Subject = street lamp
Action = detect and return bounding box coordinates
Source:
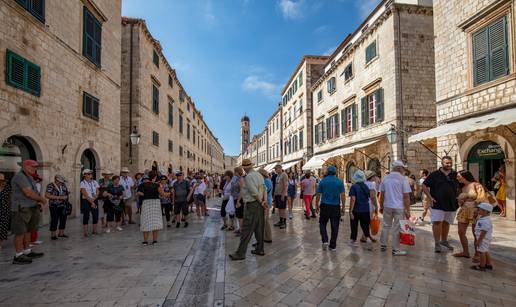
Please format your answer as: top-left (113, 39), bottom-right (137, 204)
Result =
top-left (130, 126), bottom-right (141, 145)
top-left (386, 124), bottom-right (397, 145)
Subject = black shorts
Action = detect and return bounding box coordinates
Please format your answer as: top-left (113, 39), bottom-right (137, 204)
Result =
top-left (235, 199), bottom-right (244, 219)
top-left (174, 201), bottom-right (189, 216)
top-left (214, 184), bottom-right (219, 189)
top-left (194, 194), bottom-right (205, 204)
top-left (221, 199), bottom-right (228, 217)
top-left (274, 195), bottom-right (287, 209)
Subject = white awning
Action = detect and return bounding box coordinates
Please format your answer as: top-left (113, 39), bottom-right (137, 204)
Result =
top-left (302, 139), bottom-right (380, 171)
top-left (408, 108), bottom-right (516, 143)
top-left (282, 160), bottom-right (301, 170)
top-left (263, 163), bottom-right (276, 172)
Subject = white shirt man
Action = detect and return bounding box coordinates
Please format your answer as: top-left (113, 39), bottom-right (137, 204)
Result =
top-left (120, 174), bottom-right (134, 200)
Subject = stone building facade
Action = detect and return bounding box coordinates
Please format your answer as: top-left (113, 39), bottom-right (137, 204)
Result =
top-left (410, 0), bottom-right (516, 219)
top-left (265, 106), bottom-right (283, 170)
top-left (280, 56), bottom-right (328, 171)
top-left (120, 17), bottom-right (224, 176)
top-left (306, 0), bottom-right (436, 183)
top-left (0, 0), bottom-right (122, 221)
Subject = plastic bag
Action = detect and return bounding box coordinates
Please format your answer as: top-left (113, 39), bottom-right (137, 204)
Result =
top-left (399, 219), bottom-right (416, 246)
top-left (370, 214), bottom-right (380, 236)
top-left (226, 196), bottom-right (235, 216)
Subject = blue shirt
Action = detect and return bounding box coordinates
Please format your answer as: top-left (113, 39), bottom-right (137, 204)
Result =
top-left (316, 175), bottom-right (345, 206)
top-left (264, 178), bottom-right (273, 207)
top-left (349, 183), bottom-right (370, 213)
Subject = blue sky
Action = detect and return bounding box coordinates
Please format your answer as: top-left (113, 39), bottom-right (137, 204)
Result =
top-left (122, 0), bottom-right (380, 156)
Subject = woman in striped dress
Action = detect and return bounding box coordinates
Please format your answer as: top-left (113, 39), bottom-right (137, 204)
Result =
top-left (137, 171), bottom-right (163, 245)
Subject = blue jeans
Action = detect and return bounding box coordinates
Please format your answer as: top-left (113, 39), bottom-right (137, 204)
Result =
top-left (319, 204), bottom-right (341, 249)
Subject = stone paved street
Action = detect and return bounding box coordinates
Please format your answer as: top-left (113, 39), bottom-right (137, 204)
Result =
top-left (1, 198), bottom-right (516, 307)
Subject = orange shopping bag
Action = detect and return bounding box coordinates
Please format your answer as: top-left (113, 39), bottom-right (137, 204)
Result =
top-left (370, 214), bottom-right (380, 236)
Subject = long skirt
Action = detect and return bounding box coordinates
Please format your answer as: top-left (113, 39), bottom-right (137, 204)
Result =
top-left (140, 199), bottom-right (163, 232)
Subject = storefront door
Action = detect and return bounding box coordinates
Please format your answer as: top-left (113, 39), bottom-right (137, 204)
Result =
top-left (467, 141), bottom-right (505, 191)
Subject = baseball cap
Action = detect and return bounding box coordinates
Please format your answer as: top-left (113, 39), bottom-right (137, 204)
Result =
top-left (327, 165), bottom-right (337, 175)
top-left (176, 171), bottom-right (183, 176)
top-left (391, 160), bottom-right (407, 168)
top-left (23, 160), bottom-right (39, 167)
top-left (478, 203), bottom-right (493, 212)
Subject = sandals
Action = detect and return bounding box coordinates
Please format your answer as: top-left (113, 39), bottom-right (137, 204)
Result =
top-left (452, 252), bottom-right (470, 258)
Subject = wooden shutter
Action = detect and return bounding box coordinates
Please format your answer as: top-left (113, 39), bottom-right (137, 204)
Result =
top-left (83, 94), bottom-right (91, 117)
top-left (352, 104), bottom-right (357, 131)
top-left (376, 88), bottom-right (384, 122)
top-left (335, 113), bottom-right (340, 137)
top-left (6, 51), bottom-right (25, 89)
top-left (473, 28), bottom-right (489, 85)
top-left (361, 97), bottom-right (368, 127)
top-left (341, 109), bottom-right (346, 134)
top-left (152, 85), bottom-right (159, 114)
top-left (314, 124), bottom-right (319, 144)
top-left (321, 121), bottom-right (326, 142)
top-left (26, 62), bottom-right (41, 95)
top-left (31, 0), bottom-right (45, 22)
top-left (325, 118), bottom-right (330, 140)
top-left (92, 97), bottom-right (99, 120)
top-left (489, 16), bottom-right (508, 80)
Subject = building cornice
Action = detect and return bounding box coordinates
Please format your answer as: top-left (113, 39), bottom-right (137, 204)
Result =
top-left (281, 55), bottom-right (329, 95)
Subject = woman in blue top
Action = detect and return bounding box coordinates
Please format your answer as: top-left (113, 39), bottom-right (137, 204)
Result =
top-left (259, 168), bottom-right (273, 243)
top-left (349, 170), bottom-right (374, 249)
top-left (287, 172), bottom-right (297, 219)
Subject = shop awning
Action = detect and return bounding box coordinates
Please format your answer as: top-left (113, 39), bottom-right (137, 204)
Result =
top-left (302, 139), bottom-right (380, 171)
top-left (408, 108), bottom-right (516, 143)
top-left (263, 163), bottom-right (276, 172)
top-left (282, 159), bottom-right (301, 170)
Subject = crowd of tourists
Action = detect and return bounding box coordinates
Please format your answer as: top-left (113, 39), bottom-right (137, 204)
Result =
top-left (0, 156), bottom-right (505, 272)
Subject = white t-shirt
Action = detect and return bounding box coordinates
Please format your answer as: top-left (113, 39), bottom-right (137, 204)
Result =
top-left (475, 216), bottom-right (493, 242)
top-left (80, 180), bottom-right (100, 199)
top-left (120, 176), bottom-right (134, 199)
top-left (194, 181), bottom-right (207, 195)
top-left (365, 181), bottom-right (377, 208)
top-left (379, 172), bottom-right (411, 209)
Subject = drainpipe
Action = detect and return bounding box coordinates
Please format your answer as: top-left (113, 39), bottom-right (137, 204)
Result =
top-left (396, 7), bottom-right (406, 161)
top-left (129, 23), bottom-right (134, 163)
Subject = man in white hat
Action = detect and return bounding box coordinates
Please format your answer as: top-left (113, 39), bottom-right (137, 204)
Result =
top-left (120, 167), bottom-right (135, 224)
top-left (379, 160), bottom-right (412, 256)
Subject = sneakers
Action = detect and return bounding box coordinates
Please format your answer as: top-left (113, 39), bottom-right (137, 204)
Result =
top-left (289, 213), bottom-right (293, 219)
top-left (176, 222), bottom-right (181, 228)
top-left (184, 222), bottom-right (189, 228)
top-left (51, 236), bottom-right (58, 241)
top-left (279, 223), bottom-right (286, 229)
top-left (167, 223), bottom-right (171, 228)
top-left (329, 247), bottom-right (337, 252)
top-left (348, 240), bottom-right (358, 246)
top-left (58, 234), bottom-right (69, 238)
top-left (13, 255), bottom-right (32, 265)
top-left (26, 251), bottom-right (44, 258)
top-left (273, 221), bottom-right (282, 227)
top-left (440, 241), bottom-right (454, 251)
top-left (392, 250), bottom-right (407, 256)
top-left (105, 228), bottom-right (111, 234)
top-left (380, 245), bottom-right (387, 252)
top-left (434, 243), bottom-right (442, 253)
top-left (116, 226), bottom-right (123, 231)
top-left (366, 238), bottom-right (373, 251)
top-left (322, 242), bottom-right (329, 250)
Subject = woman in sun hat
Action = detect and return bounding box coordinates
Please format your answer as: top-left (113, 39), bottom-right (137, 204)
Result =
top-left (45, 174), bottom-right (70, 240)
top-left (348, 170), bottom-right (374, 249)
top-left (80, 169), bottom-right (100, 237)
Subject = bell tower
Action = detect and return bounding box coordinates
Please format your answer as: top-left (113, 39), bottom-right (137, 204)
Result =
top-left (241, 115), bottom-right (250, 153)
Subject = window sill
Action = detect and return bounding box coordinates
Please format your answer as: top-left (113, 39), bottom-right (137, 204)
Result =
top-left (466, 73), bottom-right (515, 96)
top-left (328, 89), bottom-right (337, 96)
top-left (344, 76), bottom-right (354, 85)
top-left (365, 56), bottom-right (379, 68)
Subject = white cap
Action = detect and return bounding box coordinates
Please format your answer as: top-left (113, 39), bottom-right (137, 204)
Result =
top-left (82, 169), bottom-right (93, 175)
top-left (391, 160), bottom-right (407, 169)
top-left (478, 203), bottom-right (493, 212)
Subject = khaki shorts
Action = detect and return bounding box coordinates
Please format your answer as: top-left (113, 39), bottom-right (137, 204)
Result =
top-left (11, 206), bottom-right (40, 235)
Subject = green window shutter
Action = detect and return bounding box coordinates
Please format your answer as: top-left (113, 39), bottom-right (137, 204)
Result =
top-left (6, 50), bottom-right (25, 89)
top-left (83, 93), bottom-right (91, 117)
top-left (83, 7), bottom-right (102, 66)
top-left (489, 16), bottom-right (508, 80)
top-left (26, 62), bottom-right (41, 96)
top-left (473, 28), bottom-right (489, 85)
top-left (352, 104), bottom-right (357, 131)
top-left (152, 85), bottom-right (159, 114)
top-left (376, 88), bottom-right (384, 122)
top-left (92, 97), bottom-right (99, 120)
top-left (325, 118), bottom-right (330, 140)
top-left (335, 113), bottom-right (340, 137)
top-left (322, 121), bottom-right (326, 142)
top-left (314, 124), bottom-right (319, 144)
top-left (340, 109), bottom-right (346, 134)
top-left (361, 97), bottom-right (368, 127)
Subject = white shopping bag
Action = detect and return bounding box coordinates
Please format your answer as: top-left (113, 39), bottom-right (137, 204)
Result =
top-left (226, 196), bottom-right (236, 215)
top-left (399, 219), bottom-right (416, 246)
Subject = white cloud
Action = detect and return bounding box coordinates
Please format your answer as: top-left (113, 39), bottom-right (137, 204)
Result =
top-left (314, 24), bottom-right (330, 34)
top-left (242, 75), bottom-right (280, 99)
top-left (356, 0), bottom-right (380, 19)
top-left (201, 0), bottom-right (216, 24)
top-left (278, 0), bottom-right (304, 20)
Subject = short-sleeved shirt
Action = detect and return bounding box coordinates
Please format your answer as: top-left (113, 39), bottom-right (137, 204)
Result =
top-left (10, 171), bottom-right (38, 210)
top-left (475, 216), bottom-right (492, 241)
top-left (159, 184), bottom-right (171, 204)
top-left (107, 185), bottom-right (125, 206)
top-left (46, 182), bottom-right (69, 207)
top-left (349, 183), bottom-right (370, 213)
top-left (301, 177), bottom-right (316, 196)
top-left (120, 176), bottom-right (134, 200)
top-left (379, 172), bottom-right (412, 209)
top-left (173, 180), bottom-right (190, 203)
top-left (274, 172), bottom-right (288, 196)
top-left (80, 180), bottom-right (100, 199)
top-left (230, 176), bottom-right (241, 200)
top-left (316, 175), bottom-right (345, 206)
top-left (423, 169), bottom-right (459, 212)
top-left (365, 181), bottom-right (377, 208)
top-left (138, 182), bottom-right (160, 200)
top-left (194, 181), bottom-right (207, 195)
top-left (264, 178), bottom-right (273, 207)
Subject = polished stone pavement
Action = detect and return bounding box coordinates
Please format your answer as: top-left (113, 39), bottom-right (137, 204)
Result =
top-left (0, 198), bottom-right (515, 307)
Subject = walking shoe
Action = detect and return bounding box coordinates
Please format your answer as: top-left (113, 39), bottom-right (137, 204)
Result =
top-left (116, 226), bottom-right (123, 231)
top-left (221, 225), bottom-right (227, 230)
top-left (311, 215), bottom-right (316, 219)
top-left (348, 240), bottom-right (358, 247)
top-left (305, 215), bottom-right (310, 220)
top-left (26, 251), bottom-right (44, 258)
top-left (227, 226), bottom-right (234, 231)
top-left (32, 240), bottom-right (43, 245)
top-left (13, 255), bottom-right (32, 265)
top-left (279, 223), bottom-right (286, 229)
top-left (329, 247), bottom-right (337, 252)
top-left (380, 245), bottom-right (387, 251)
top-left (273, 221), bottom-right (282, 227)
top-left (440, 241), bottom-right (454, 251)
top-left (366, 238), bottom-right (373, 251)
top-left (167, 223), bottom-right (171, 228)
top-left (176, 222), bottom-right (181, 228)
top-left (251, 250), bottom-right (265, 256)
top-left (229, 254), bottom-right (245, 261)
top-left (152, 240), bottom-right (158, 245)
top-left (184, 222), bottom-right (189, 228)
top-left (105, 229), bottom-right (111, 234)
top-left (51, 236), bottom-right (58, 241)
top-left (392, 250), bottom-right (407, 256)
top-left (264, 240), bottom-right (272, 243)
top-left (142, 241), bottom-right (149, 246)
top-left (322, 242), bottom-right (329, 250)
top-left (289, 213), bottom-right (293, 219)
top-left (434, 243), bottom-right (442, 253)
top-left (58, 234), bottom-right (69, 238)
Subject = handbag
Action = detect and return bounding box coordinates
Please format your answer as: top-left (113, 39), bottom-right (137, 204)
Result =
top-left (370, 214), bottom-right (380, 235)
top-left (64, 200), bottom-right (73, 216)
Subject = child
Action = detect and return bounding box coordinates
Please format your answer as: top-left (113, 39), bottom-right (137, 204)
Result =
top-left (471, 203), bottom-right (493, 271)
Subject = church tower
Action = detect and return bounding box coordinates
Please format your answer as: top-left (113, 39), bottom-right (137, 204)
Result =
top-left (240, 115), bottom-right (250, 153)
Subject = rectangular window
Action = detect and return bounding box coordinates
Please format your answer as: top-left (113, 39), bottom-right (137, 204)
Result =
top-left (179, 112), bottom-right (184, 134)
top-left (83, 6), bottom-right (102, 67)
top-left (179, 146), bottom-right (183, 156)
top-left (168, 75), bottom-right (174, 87)
top-left (16, 0), bottom-right (45, 23)
top-left (365, 40), bottom-right (377, 64)
top-left (152, 131), bottom-right (159, 146)
top-left (317, 90), bottom-right (323, 102)
top-left (168, 102), bottom-right (173, 126)
top-left (299, 99), bottom-right (303, 114)
top-left (153, 50), bottom-right (159, 67)
top-left (168, 140), bottom-right (173, 152)
top-left (361, 88), bottom-right (384, 127)
top-left (152, 84), bottom-right (159, 114)
top-left (82, 92), bottom-right (99, 120)
top-left (326, 113), bottom-right (340, 140)
top-left (5, 50), bottom-right (41, 96)
top-left (298, 71), bottom-right (303, 86)
top-left (187, 123), bottom-right (191, 139)
top-left (343, 63), bottom-right (353, 81)
top-left (342, 104), bottom-right (357, 133)
top-left (368, 94), bottom-right (377, 125)
top-left (299, 130), bottom-right (304, 149)
top-left (327, 77), bottom-right (336, 93)
top-left (193, 130), bottom-right (196, 144)
top-left (179, 90), bottom-right (185, 102)
top-left (473, 16), bottom-right (509, 86)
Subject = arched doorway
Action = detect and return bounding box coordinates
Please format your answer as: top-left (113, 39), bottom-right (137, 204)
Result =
top-left (7, 136), bottom-right (38, 161)
top-left (81, 149), bottom-right (97, 179)
top-left (346, 161), bottom-right (358, 184)
top-left (368, 158), bottom-right (382, 177)
top-left (467, 141), bottom-right (505, 191)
